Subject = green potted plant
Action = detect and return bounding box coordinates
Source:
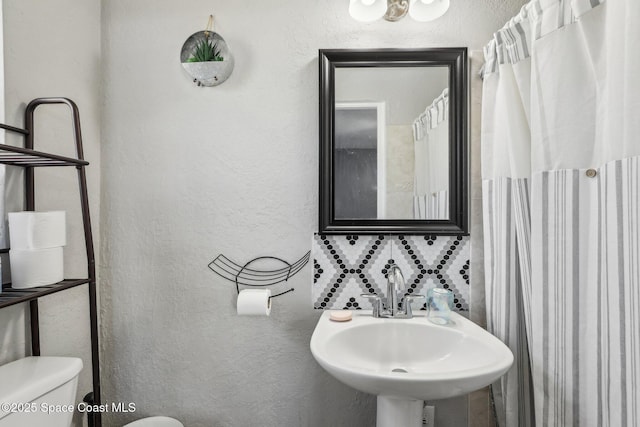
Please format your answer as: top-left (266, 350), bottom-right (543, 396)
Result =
top-left (186, 38), bottom-right (224, 63)
top-left (181, 31), bottom-right (235, 87)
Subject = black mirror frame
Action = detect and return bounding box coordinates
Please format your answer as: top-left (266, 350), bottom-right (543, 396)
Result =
top-left (319, 48), bottom-right (469, 235)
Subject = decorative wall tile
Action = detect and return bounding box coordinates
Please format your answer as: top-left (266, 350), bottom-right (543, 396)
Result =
top-left (312, 234), bottom-right (470, 311)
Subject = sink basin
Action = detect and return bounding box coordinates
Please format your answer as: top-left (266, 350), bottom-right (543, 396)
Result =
top-left (310, 310), bottom-right (513, 427)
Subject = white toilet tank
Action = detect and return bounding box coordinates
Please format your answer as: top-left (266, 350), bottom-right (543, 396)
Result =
top-left (0, 356), bottom-right (83, 427)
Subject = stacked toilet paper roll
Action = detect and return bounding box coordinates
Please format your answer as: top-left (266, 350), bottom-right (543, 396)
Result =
top-left (8, 211), bottom-right (66, 289)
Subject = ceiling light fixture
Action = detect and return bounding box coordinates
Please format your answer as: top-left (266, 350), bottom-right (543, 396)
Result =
top-left (348, 0), bottom-right (450, 22)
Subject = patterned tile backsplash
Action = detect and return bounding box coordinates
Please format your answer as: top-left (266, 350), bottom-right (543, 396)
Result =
top-left (312, 234), bottom-right (470, 311)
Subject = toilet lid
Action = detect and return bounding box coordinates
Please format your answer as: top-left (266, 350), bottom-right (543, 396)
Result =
top-left (123, 416), bottom-right (183, 427)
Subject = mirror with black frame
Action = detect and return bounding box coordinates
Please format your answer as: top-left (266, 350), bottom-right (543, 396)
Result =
top-left (319, 48), bottom-right (468, 235)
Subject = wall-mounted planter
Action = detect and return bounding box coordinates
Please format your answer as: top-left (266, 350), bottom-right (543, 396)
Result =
top-left (180, 31), bottom-right (234, 87)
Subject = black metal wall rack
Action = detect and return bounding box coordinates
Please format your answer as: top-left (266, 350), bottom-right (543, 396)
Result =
top-left (0, 98), bottom-right (101, 427)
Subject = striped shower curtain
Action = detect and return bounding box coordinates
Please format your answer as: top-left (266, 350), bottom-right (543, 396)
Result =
top-left (0, 0), bottom-right (5, 251)
top-left (413, 88), bottom-right (449, 219)
top-left (482, 0), bottom-right (640, 426)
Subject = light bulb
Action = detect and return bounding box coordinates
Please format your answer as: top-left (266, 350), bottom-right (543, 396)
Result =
top-left (349, 0), bottom-right (388, 22)
top-left (409, 0), bottom-right (450, 22)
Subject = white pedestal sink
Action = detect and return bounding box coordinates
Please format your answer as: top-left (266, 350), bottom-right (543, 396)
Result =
top-left (310, 311), bottom-right (513, 427)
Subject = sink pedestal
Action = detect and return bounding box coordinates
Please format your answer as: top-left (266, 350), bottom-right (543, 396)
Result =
top-left (377, 396), bottom-right (423, 427)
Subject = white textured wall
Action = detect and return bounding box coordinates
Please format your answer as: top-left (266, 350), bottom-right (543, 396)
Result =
top-left (101, 1), bottom-right (526, 426)
top-left (1, 1), bottom-right (101, 426)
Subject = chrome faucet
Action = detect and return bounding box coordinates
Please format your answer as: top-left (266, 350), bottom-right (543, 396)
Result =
top-left (361, 263), bottom-right (424, 318)
top-left (386, 264), bottom-right (404, 316)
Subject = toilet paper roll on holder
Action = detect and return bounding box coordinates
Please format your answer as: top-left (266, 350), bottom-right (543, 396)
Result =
top-left (208, 251), bottom-right (310, 301)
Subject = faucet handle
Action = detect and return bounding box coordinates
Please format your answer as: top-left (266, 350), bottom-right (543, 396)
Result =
top-left (403, 294), bottom-right (426, 318)
top-left (360, 293), bottom-right (382, 317)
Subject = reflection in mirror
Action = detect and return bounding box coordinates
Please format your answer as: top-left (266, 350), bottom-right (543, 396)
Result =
top-left (334, 102), bottom-right (385, 220)
top-left (413, 87), bottom-right (449, 220)
top-left (334, 67), bottom-right (449, 220)
top-left (319, 48), bottom-right (468, 235)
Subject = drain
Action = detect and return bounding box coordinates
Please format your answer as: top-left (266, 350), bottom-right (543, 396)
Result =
top-left (391, 368), bottom-right (408, 373)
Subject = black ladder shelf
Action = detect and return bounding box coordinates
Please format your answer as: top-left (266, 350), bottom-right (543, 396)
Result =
top-left (0, 98), bottom-right (101, 427)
